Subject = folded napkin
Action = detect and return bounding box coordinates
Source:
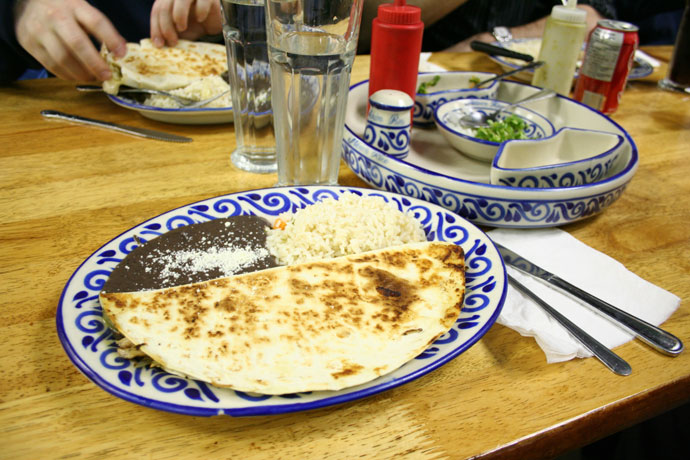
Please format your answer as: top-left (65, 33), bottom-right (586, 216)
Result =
top-left (487, 228), bottom-right (681, 363)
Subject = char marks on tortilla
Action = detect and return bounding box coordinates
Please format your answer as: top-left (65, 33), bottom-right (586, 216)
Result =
top-left (99, 241), bottom-right (466, 395)
top-left (102, 39), bottom-right (227, 94)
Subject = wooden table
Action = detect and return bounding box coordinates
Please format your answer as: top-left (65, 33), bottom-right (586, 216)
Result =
top-left (1, 47), bottom-right (688, 460)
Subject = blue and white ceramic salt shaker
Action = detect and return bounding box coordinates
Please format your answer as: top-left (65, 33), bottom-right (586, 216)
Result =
top-left (365, 89), bottom-right (414, 160)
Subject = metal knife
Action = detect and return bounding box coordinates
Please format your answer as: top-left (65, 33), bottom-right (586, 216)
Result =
top-left (496, 243), bottom-right (684, 356)
top-left (41, 110), bottom-right (192, 143)
top-left (470, 40), bottom-right (535, 62)
top-left (508, 274), bottom-right (632, 375)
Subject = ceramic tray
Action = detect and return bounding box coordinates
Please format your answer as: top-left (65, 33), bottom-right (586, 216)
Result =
top-left (342, 76), bottom-right (638, 228)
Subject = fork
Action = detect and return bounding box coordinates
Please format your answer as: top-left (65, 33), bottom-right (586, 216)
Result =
top-left (76, 85), bottom-right (229, 108)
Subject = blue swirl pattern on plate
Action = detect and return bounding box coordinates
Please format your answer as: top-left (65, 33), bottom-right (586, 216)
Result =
top-left (56, 186), bottom-right (507, 416)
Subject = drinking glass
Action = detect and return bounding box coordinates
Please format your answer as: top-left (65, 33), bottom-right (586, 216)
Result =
top-left (659, 1), bottom-right (690, 93)
top-left (265, 0), bottom-right (364, 185)
top-left (222, 0), bottom-right (277, 174)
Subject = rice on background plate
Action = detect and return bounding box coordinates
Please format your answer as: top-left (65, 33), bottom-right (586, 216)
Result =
top-left (144, 75), bottom-right (231, 108)
top-left (266, 193), bottom-right (428, 265)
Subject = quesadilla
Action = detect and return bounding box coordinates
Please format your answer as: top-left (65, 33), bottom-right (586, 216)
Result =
top-left (99, 241), bottom-right (466, 395)
top-left (102, 39), bottom-right (227, 94)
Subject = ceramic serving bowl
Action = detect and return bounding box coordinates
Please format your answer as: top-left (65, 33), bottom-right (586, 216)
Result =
top-left (341, 76), bottom-right (639, 228)
top-left (414, 71), bottom-right (499, 126)
top-left (434, 98), bottom-right (555, 163)
top-left (491, 127), bottom-right (624, 188)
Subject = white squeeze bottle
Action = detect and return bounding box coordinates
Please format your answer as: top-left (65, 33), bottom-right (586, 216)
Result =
top-left (531, 0), bottom-right (587, 95)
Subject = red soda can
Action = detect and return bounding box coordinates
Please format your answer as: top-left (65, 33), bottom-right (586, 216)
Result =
top-left (574, 20), bottom-right (639, 114)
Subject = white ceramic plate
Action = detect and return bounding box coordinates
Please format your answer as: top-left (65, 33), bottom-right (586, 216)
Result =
top-left (487, 38), bottom-right (654, 82)
top-left (56, 186), bottom-right (507, 416)
top-left (342, 76), bottom-right (639, 228)
top-left (108, 94), bottom-right (233, 125)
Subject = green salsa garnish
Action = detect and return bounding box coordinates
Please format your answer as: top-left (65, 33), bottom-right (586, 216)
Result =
top-left (474, 114), bottom-right (528, 142)
top-left (417, 75), bottom-right (441, 94)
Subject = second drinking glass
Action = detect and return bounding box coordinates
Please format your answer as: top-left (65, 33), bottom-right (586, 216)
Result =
top-left (222, 0), bottom-right (277, 174)
top-left (265, 0), bottom-right (364, 185)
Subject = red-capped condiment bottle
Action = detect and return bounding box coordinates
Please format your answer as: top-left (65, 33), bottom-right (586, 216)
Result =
top-left (368, 0), bottom-right (423, 104)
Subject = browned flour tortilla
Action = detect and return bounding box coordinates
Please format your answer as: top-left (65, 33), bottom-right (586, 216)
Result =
top-left (101, 39), bottom-right (227, 94)
top-left (99, 241), bottom-right (466, 395)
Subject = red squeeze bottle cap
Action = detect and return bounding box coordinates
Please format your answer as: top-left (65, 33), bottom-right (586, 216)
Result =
top-left (378, 0), bottom-right (421, 25)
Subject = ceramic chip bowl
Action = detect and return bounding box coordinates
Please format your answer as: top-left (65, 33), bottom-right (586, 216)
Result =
top-left (434, 98), bottom-right (555, 163)
top-left (414, 71), bottom-right (499, 126)
top-left (490, 127), bottom-right (625, 188)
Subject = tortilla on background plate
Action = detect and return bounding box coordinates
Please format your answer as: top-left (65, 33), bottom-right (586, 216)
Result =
top-left (102, 39), bottom-right (227, 94)
top-left (99, 241), bottom-right (466, 395)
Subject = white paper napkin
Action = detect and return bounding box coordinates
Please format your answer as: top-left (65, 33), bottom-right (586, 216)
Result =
top-left (487, 228), bottom-right (681, 363)
top-left (419, 52), bottom-right (447, 72)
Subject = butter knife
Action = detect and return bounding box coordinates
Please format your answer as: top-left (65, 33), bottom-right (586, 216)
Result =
top-left (508, 274), bottom-right (632, 375)
top-left (496, 243), bottom-right (684, 356)
top-left (41, 110), bottom-right (192, 143)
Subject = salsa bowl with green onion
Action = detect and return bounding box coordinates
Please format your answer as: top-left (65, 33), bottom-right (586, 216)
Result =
top-left (433, 98), bottom-right (555, 163)
top-left (414, 71), bottom-right (499, 126)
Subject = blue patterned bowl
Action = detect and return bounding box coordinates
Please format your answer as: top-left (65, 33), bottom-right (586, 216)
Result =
top-left (414, 71), bottom-right (499, 126)
top-left (491, 127), bottom-right (625, 188)
top-left (434, 98), bottom-right (555, 163)
top-left (342, 76), bottom-right (639, 228)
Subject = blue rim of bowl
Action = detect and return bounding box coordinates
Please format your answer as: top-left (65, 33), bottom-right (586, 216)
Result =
top-left (415, 71), bottom-right (499, 97)
top-left (107, 94), bottom-right (233, 113)
top-left (346, 78), bottom-right (639, 193)
top-left (55, 185), bottom-right (507, 416)
top-left (433, 98), bottom-right (556, 147)
top-left (492, 126), bottom-right (624, 173)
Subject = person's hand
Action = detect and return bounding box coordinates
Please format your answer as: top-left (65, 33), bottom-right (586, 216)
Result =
top-left (14, 0), bottom-right (127, 81)
top-left (150, 0), bottom-right (222, 47)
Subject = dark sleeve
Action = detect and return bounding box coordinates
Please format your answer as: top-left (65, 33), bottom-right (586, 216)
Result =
top-left (577, 0), bottom-right (619, 19)
top-left (0, 1), bottom-right (43, 84)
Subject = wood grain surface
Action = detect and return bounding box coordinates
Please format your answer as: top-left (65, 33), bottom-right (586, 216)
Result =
top-left (1, 47), bottom-right (688, 460)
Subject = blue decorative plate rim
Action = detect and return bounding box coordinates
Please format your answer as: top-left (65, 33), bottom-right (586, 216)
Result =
top-left (56, 186), bottom-right (507, 416)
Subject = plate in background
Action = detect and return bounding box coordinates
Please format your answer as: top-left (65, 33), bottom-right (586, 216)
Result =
top-left (108, 94), bottom-right (233, 125)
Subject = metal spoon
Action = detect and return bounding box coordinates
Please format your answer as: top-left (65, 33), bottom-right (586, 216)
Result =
top-left (76, 85), bottom-right (230, 108)
top-left (460, 88), bottom-right (556, 128)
